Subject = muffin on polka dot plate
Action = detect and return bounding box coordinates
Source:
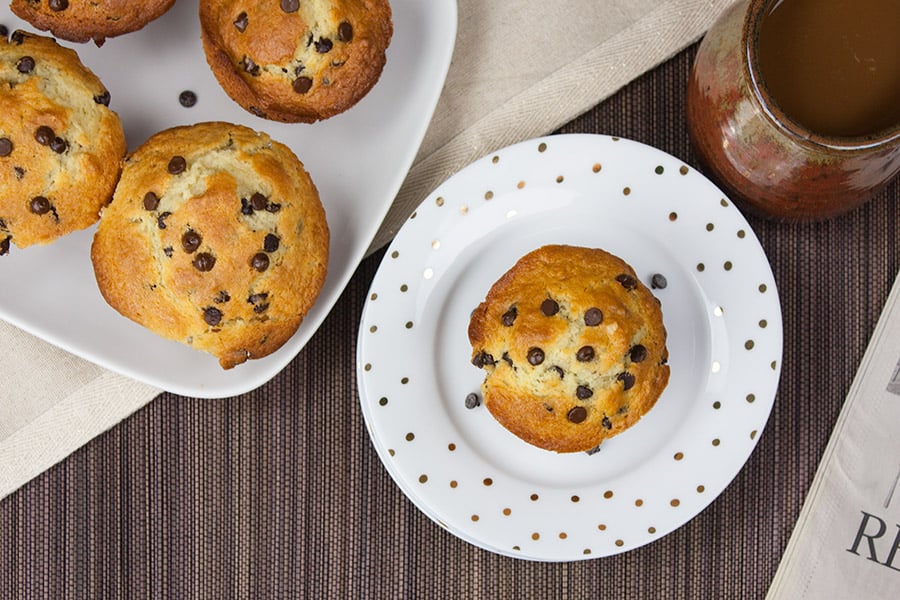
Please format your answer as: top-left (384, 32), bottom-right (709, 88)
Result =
top-left (10, 0), bottom-right (176, 45)
top-left (0, 30), bottom-right (126, 255)
top-left (199, 0), bottom-right (393, 123)
top-left (91, 121), bottom-right (330, 369)
top-left (468, 245), bottom-right (670, 453)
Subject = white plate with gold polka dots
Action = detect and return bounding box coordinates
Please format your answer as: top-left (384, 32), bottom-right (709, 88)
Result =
top-left (357, 134), bottom-right (782, 561)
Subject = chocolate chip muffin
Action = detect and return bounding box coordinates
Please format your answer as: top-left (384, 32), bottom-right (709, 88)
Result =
top-left (91, 122), bottom-right (330, 369)
top-left (0, 30), bottom-right (126, 254)
top-left (10, 0), bottom-right (176, 45)
top-left (199, 0), bottom-right (393, 123)
top-left (468, 245), bottom-right (670, 453)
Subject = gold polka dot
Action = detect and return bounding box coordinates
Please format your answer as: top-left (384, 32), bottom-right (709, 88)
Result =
top-left (706, 223), bottom-right (715, 231)
top-left (771, 360), bottom-right (778, 370)
top-left (450, 480), bottom-right (458, 488)
top-left (655, 165), bottom-right (664, 175)
top-left (492, 155), bottom-right (500, 164)
top-left (410, 211), bottom-right (417, 219)
top-left (484, 190), bottom-right (494, 200)
top-left (669, 211), bottom-right (678, 221)
top-left (747, 393), bottom-right (756, 403)
top-left (674, 452), bottom-right (684, 460)
top-left (459, 204), bottom-right (468, 215)
top-left (418, 474), bottom-right (428, 484)
top-left (538, 142), bottom-right (547, 152)
top-left (391, 250), bottom-right (399, 259)
top-left (435, 196), bottom-right (444, 207)
top-left (379, 398), bottom-right (389, 407)
top-left (603, 490), bottom-right (614, 499)
top-left (405, 321), bottom-right (413, 329)
top-left (471, 514), bottom-right (479, 522)
top-left (400, 377), bottom-right (409, 384)
top-left (532, 532), bottom-right (540, 541)
top-left (612, 136), bottom-right (620, 141)
top-left (512, 545), bottom-right (520, 551)
top-left (712, 438), bottom-right (721, 447)
top-left (364, 363), bottom-right (372, 371)
top-left (483, 478), bottom-right (493, 486)
top-left (615, 539), bottom-right (624, 547)
top-left (517, 181), bottom-right (526, 189)
top-left (724, 261), bottom-right (733, 271)
top-left (571, 495), bottom-right (580, 503)
top-left (405, 433), bottom-right (415, 441)
top-left (623, 186), bottom-right (631, 195)
top-left (635, 499), bottom-right (643, 507)
top-left (503, 508), bottom-right (511, 516)
top-left (583, 548), bottom-right (592, 555)
top-left (400, 284), bottom-right (408, 292)
top-left (670, 499), bottom-right (680, 507)
top-left (679, 165), bottom-right (689, 175)
top-left (598, 524), bottom-right (607, 531)
top-left (559, 532), bottom-right (567, 539)
top-left (530, 493), bottom-right (539, 501)
top-left (759, 283), bottom-right (767, 293)
top-left (713, 401), bottom-right (721, 409)
top-left (745, 340), bottom-right (755, 350)
top-left (697, 263), bottom-right (705, 272)
top-left (388, 449), bottom-right (395, 456)
top-left (448, 443), bottom-right (456, 451)
top-left (738, 229), bottom-right (746, 238)
top-left (720, 198), bottom-right (729, 207)
top-left (759, 319), bottom-right (768, 328)
top-left (556, 175), bottom-right (564, 183)
top-left (370, 293), bottom-right (378, 301)
top-left (649, 526), bottom-right (657, 534)
top-left (697, 485), bottom-right (705, 493)
top-left (751, 430), bottom-right (758, 440)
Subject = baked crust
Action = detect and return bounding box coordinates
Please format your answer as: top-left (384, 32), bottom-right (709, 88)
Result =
top-left (0, 31), bottom-right (126, 252)
top-left (468, 245), bottom-right (670, 453)
top-left (199, 0), bottom-right (393, 123)
top-left (91, 122), bottom-right (330, 369)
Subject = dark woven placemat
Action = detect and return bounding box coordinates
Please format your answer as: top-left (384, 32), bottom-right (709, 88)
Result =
top-left (2, 44), bottom-right (898, 599)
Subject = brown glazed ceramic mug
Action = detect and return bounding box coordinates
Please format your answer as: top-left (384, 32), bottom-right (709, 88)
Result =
top-left (686, 0), bottom-right (900, 221)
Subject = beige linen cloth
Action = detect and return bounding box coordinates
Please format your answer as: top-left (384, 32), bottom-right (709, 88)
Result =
top-left (767, 269), bottom-right (900, 599)
top-left (0, 0), bottom-right (732, 497)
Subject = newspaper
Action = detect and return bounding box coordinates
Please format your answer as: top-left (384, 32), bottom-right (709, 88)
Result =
top-left (767, 270), bottom-right (900, 598)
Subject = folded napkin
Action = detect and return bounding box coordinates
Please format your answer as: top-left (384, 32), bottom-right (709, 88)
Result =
top-left (767, 269), bottom-right (900, 599)
top-left (0, 0), bottom-right (732, 500)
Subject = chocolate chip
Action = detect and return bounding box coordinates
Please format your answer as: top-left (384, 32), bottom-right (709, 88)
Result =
top-left (93, 91), bottom-right (111, 106)
top-left (616, 274), bottom-right (638, 290)
top-left (249, 106), bottom-right (266, 118)
top-left (14, 166), bottom-right (24, 180)
top-left (584, 307), bottom-right (603, 326)
top-left (193, 252), bottom-right (216, 272)
top-left (167, 156), bottom-right (186, 175)
top-left (651, 273), bottom-right (668, 289)
top-left (49, 137), bottom-right (67, 154)
top-left (576, 346), bottom-right (595, 362)
top-left (464, 393), bottom-right (480, 409)
top-left (541, 298), bottom-right (559, 316)
top-left (629, 344), bottom-right (648, 363)
top-left (178, 90), bottom-right (197, 108)
top-left (263, 233), bottom-right (280, 253)
top-left (337, 21), bottom-right (353, 42)
top-left (0, 236), bottom-right (9, 256)
top-left (527, 347), bottom-right (545, 366)
top-left (576, 385), bottom-right (593, 399)
top-left (315, 38), bottom-right (333, 53)
top-left (215, 291), bottom-right (231, 303)
top-left (143, 192), bottom-right (159, 211)
top-left (240, 197), bottom-right (254, 215)
top-left (242, 56), bottom-right (260, 76)
top-left (204, 307), bottom-right (222, 326)
top-left (617, 372), bottom-right (636, 390)
top-left (266, 203), bottom-right (281, 213)
top-left (234, 11), bottom-right (249, 32)
top-left (16, 56), bottom-right (34, 74)
top-left (251, 252), bottom-right (269, 272)
top-left (585, 445), bottom-right (602, 456)
top-left (501, 306), bottom-right (517, 326)
top-left (250, 192), bottom-right (267, 211)
top-left (551, 366), bottom-right (564, 379)
top-left (156, 212), bottom-right (171, 229)
top-left (602, 416), bottom-right (612, 430)
top-left (34, 126), bottom-right (54, 145)
top-left (29, 196), bottom-right (50, 214)
top-left (10, 31), bottom-right (26, 45)
top-left (0, 26), bottom-right (7, 38)
top-left (0, 137), bottom-right (12, 156)
top-left (501, 351), bottom-right (513, 368)
top-left (280, 0), bottom-right (299, 12)
top-left (248, 292), bottom-right (268, 305)
top-left (471, 351), bottom-right (495, 368)
top-left (567, 406), bottom-right (587, 424)
top-left (181, 230), bottom-right (201, 253)
top-left (293, 76), bottom-right (313, 94)
top-left (48, 0), bottom-right (68, 11)
top-left (163, 246), bottom-right (174, 257)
